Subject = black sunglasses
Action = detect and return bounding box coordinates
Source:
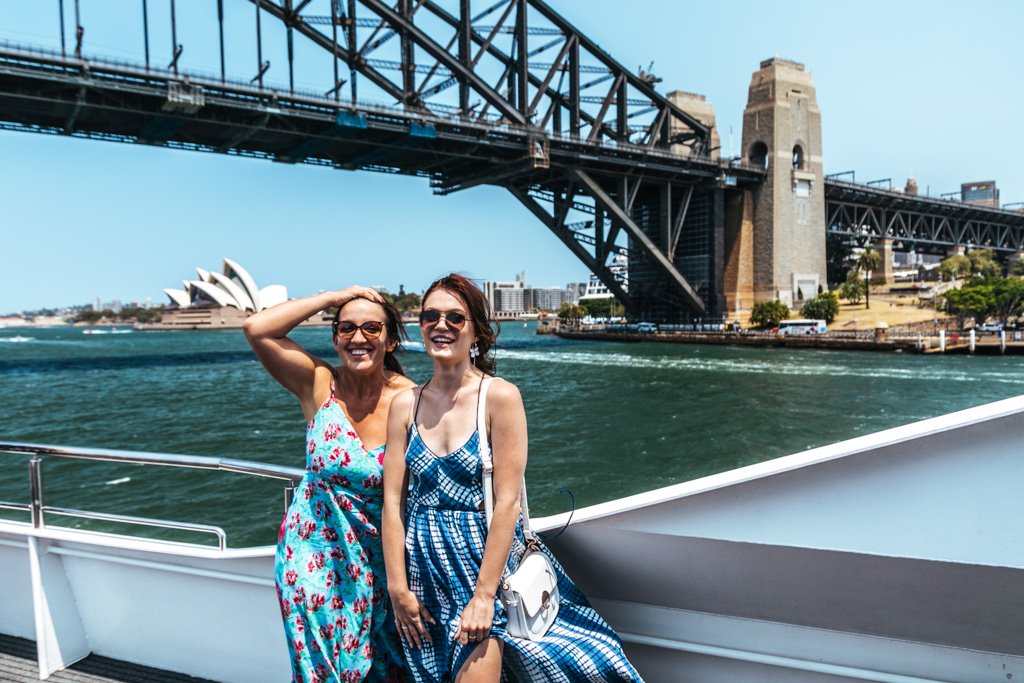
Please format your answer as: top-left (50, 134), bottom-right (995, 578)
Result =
top-left (418, 310), bottom-right (470, 329)
top-left (333, 320), bottom-right (385, 339)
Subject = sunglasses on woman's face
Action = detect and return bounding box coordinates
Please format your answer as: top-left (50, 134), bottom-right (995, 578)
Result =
top-left (418, 310), bottom-right (470, 330)
top-left (333, 320), bottom-right (385, 339)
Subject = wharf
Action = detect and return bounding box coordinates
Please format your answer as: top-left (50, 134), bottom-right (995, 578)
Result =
top-left (554, 327), bottom-right (1024, 354)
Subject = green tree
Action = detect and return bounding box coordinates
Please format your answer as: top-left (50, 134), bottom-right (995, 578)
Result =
top-left (988, 277), bottom-right (1024, 323)
top-left (1013, 260), bottom-right (1024, 277)
top-left (856, 247), bottom-right (883, 309)
top-left (749, 300), bottom-right (790, 329)
top-left (579, 297), bottom-right (616, 319)
top-left (799, 293), bottom-right (839, 323)
top-left (967, 249), bottom-right (1001, 278)
top-left (938, 254), bottom-right (972, 281)
top-left (826, 233), bottom-right (854, 287)
top-left (837, 270), bottom-right (864, 304)
top-left (943, 281), bottom-right (995, 326)
top-left (557, 302), bottom-right (586, 324)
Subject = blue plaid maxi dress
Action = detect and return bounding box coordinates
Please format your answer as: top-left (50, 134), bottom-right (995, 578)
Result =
top-left (401, 394), bottom-right (644, 682)
top-left (275, 385), bottom-right (411, 683)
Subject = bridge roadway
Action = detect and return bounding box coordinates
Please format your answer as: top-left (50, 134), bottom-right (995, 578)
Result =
top-left (825, 179), bottom-right (1024, 255)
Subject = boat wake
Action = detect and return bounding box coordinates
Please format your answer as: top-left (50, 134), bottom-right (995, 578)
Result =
top-left (0, 336), bottom-right (34, 343)
top-left (497, 348), bottom-right (1024, 385)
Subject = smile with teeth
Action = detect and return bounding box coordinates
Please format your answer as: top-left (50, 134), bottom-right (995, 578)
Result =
top-left (348, 348), bottom-right (372, 357)
top-left (431, 334), bottom-right (456, 345)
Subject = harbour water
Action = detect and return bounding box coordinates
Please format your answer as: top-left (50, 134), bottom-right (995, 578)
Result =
top-left (1, 323), bottom-right (1022, 548)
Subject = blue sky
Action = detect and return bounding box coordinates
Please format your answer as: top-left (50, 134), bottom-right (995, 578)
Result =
top-left (1, 0), bottom-right (1021, 313)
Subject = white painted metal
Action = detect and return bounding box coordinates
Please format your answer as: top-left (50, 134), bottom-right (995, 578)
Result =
top-left (3, 397), bottom-right (1024, 681)
top-left (536, 395), bottom-right (1024, 682)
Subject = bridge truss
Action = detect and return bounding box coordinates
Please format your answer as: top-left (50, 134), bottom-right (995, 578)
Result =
top-left (825, 180), bottom-right (1024, 256)
top-left (0, 0), bottom-right (763, 319)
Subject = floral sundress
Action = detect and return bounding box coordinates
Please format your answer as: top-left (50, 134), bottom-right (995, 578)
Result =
top-left (275, 385), bottom-right (410, 683)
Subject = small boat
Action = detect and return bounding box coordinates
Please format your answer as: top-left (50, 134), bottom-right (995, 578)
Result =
top-left (2, 396), bottom-right (1023, 681)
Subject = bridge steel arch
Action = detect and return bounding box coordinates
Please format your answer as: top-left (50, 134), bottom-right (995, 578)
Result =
top-left (0, 0), bottom-right (764, 320)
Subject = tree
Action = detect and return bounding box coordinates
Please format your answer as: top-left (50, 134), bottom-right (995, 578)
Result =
top-left (799, 293), bottom-right (839, 323)
top-left (856, 247), bottom-right (883, 309)
top-left (937, 254), bottom-right (973, 281)
top-left (988, 277), bottom-right (1024, 323)
top-left (557, 302), bottom-right (586, 324)
top-left (837, 270), bottom-right (864, 304)
top-left (967, 249), bottom-right (1001, 279)
top-left (943, 282), bottom-right (995, 327)
top-left (826, 233), bottom-right (854, 287)
top-left (749, 300), bottom-right (790, 329)
top-left (579, 297), bottom-right (617, 319)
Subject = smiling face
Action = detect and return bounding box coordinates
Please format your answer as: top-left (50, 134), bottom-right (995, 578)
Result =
top-left (420, 288), bottom-right (476, 364)
top-left (332, 298), bottom-right (396, 375)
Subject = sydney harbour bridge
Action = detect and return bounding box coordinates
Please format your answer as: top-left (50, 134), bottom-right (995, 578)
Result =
top-left (1, 1), bottom-right (1022, 321)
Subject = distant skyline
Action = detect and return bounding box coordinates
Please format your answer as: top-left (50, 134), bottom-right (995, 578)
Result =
top-left (2, 0), bottom-right (1022, 313)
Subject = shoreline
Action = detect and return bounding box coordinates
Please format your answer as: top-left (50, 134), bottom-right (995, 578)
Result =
top-left (554, 326), bottom-right (1024, 355)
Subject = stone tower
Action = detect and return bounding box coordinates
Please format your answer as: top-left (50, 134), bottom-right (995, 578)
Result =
top-left (740, 58), bottom-right (826, 307)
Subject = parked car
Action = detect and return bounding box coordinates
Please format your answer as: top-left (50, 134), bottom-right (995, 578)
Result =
top-left (977, 322), bottom-right (1004, 334)
top-left (635, 322), bottom-right (658, 333)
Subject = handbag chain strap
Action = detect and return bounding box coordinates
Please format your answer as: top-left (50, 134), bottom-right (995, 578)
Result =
top-left (478, 376), bottom-right (538, 544)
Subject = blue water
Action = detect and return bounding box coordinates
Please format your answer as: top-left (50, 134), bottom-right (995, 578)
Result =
top-left (1, 324), bottom-right (1021, 547)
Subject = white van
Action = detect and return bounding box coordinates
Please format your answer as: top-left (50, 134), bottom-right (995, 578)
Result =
top-left (777, 319), bottom-right (827, 335)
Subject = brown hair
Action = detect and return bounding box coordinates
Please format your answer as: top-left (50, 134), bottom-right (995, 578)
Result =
top-left (422, 273), bottom-right (499, 376)
top-left (332, 297), bottom-right (408, 376)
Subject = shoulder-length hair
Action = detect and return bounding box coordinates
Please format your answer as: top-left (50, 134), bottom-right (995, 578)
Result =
top-left (423, 273), bottom-right (500, 376)
top-left (332, 297), bottom-right (408, 376)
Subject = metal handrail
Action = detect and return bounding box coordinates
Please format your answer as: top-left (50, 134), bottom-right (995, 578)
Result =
top-left (0, 441), bottom-right (304, 482)
top-left (0, 442), bottom-right (305, 550)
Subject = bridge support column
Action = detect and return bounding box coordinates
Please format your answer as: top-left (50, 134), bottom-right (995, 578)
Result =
top-left (946, 245), bottom-right (966, 258)
top-left (872, 238), bottom-right (895, 284)
top-left (741, 58), bottom-right (826, 309)
top-left (723, 190), bottom-right (756, 317)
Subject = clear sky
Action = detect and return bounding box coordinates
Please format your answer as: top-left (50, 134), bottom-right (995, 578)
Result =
top-left (1, 0), bottom-right (1021, 313)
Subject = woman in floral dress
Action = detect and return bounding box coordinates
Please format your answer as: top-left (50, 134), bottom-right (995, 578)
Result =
top-left (245, 286), bottom-right (414, 683)
top-left (381, 274), bottom-right (642, 682)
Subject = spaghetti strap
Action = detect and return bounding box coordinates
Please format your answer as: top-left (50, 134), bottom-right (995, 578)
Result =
top-left (412, 380), bottom-right (427, 425)
top-left (412, 376), bottom-right (486, 429)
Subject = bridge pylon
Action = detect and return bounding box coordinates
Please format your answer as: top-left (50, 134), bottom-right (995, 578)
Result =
top-left (736, 58), bottom-right (827, 310)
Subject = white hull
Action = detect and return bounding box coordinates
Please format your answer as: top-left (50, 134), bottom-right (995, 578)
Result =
top-left (4, 396), bottom-right (1024, 681)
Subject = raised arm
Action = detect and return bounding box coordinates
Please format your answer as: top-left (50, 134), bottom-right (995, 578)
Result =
top-left (242, 286), bottom-right (382, 414)
top-left (457, 379), bottom-right (528, 645)
top-left (382, 388), bottom-right (434, 648)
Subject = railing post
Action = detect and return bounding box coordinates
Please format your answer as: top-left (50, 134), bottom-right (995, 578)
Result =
top-left (29, 457), bottom-right (43, 529)
top-left (284, 485), bottom-right (295, 514)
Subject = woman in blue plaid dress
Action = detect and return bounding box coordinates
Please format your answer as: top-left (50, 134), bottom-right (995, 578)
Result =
top-left (382, 274), bottom-right (642, 682)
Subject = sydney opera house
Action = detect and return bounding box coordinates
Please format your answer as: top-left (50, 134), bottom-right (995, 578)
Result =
top-left (156, 258), bottom-right (288, 328)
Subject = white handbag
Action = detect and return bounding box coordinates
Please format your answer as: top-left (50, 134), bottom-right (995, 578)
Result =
top-left (478, 377), bottom-right (560, 641)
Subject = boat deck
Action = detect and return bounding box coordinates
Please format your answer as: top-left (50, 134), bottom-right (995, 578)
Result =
top-left (0, 634), bottom-right (218, 683)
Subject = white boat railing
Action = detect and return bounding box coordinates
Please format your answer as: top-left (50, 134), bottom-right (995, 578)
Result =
top-left (0, 441), bottom-right (305, 550)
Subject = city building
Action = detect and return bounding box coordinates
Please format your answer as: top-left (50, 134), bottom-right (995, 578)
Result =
top-left (961, 181), bottom-right (999, 208)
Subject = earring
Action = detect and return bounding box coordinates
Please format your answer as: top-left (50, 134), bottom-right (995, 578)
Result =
top-left (470, 343), bottom-right (480, 363)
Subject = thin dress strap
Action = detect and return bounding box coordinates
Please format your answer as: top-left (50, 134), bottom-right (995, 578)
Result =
top-left (412, 379), bottom-right (428, 425)
top-left (412, 375), bottom-right (485, 429)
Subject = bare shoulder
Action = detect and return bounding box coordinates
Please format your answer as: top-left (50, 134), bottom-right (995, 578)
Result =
top-left (387, 373), bottom-right (417, 392)
top-left (389, 385), bottom-right (417, 415)
top-left (487, 376), bottom-right (523, 407)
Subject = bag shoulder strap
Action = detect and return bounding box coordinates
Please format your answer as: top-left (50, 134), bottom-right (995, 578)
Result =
top-left (479, 377), bottom-right (537, 543)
